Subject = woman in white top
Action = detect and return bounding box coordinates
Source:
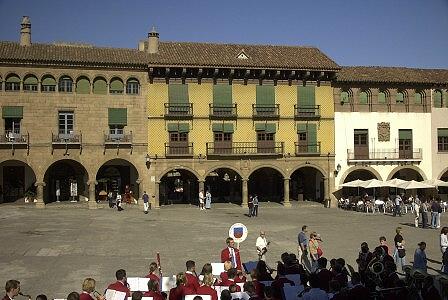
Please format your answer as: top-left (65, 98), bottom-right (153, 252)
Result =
top-left (441, 227), bottom-right (448, 253)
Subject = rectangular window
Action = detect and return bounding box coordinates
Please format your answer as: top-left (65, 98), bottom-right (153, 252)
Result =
top-left (23, 84), bottom-right (38, 92)
top-left (257, 132), bottom-right (275, 141)
top-left (58, 111), bottom-right (74, 136)
top-left (42, 85), bottom-right (56, 92)
top-left (170, 132), bottom-right (188, 142)
top-left (109, 125), bottom-right (124, 136)
top-left (5, 82), bottom-right (20, 91)
top-left (58, 79), bottom-right (73, 93)
top-left (126, 82), bottom-right (139, 95)
top-left (438, 129), bottom-right (448, 152)
top-left (5, 118), bottom-right (21, 137)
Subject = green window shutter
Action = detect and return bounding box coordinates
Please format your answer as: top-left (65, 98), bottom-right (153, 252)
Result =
top-left (359, 91), bottom-right (368, 104)
top-left (414, 92), bottom-right (422, 105)
top-left (42, 76), bottom-right (56, 86)
top-left (340, 91), bottom-right (349, 103)
top-left (256, 85), bottom-right (275, 105)
top-left (213, 85), bottom-right (232, 106)
top-left (255, 123), bottom-right (266, 131)
top-left (2, 106), bottom-right (23, 118)
top-left (76, 78), bottom-right (90, 94)
top-left (297, 123), bottom-right (307, 133)
top-left (169, 84), bottom-right (189, 103)
top-left (307, 124), bottom-right (317, 152)
top-left (24, 76), bottom-right (38, 85)
top-left (399, 129), bottom-right (412, 140)
top-left (110, 79), bottom-right (124, 92)
top-left (212, 123), bottom-right (224, 132)
top-left (108, 108), bottom-right (127, 126)
top-left (438, 128), bottom-right (448, 137)
top-left (396, 92), bottom-right (404, 104)
top-left (178, 123), bottom-right (190, 133)
top-left (298, 86), bottom-right (315, 106)
top-left (434, 90), bottom-right (442, 107)
top-left (167, 123), bottom-right (178, 132)
top-left (94, 78), bottom-right (107, 95)
top-left (444, 90), bottom-right (448, 107)
top-left (265, 123), bottom-right (276, 134)
top-left (378, 92), bottom-right (386, 104)
top-left (6, 75), bottom-right (20, 83)
top-left (223, 123), bottom-right (234, 133)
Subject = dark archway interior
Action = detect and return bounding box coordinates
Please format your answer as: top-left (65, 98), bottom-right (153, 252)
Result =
top-left (290, 167), bottom-right (325, 202)
top-left (391, 168), bottom-right (423, 181)
top-left (159, 169), bottom-right (198, 205)
top-left (0, 160), bottom-right (36, 203)
top-left (205, 168), bottom-right (242, 204)
top-left (96, 159), bottom-right (139, 200)
top-left (248, 167), bottom-right (283, 202)
top-left (344, 169), bottom-right (377, 182)
top-left (43, 160), bottom-right (88, 203)
top-left (440, 170), bottom-right (448, 194)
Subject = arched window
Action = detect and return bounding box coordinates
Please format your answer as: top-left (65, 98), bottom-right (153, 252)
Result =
top-left (126, 78), bottom-right (140, 95)
top-left (93, 77), bottom-right (107, 94)
top-left (23, 74), bottom-right (38, 92)
top-left (414, 91), bottom-right (423, 105)
top-left (41, 75), bottom-right (56, 92)
top-left (359, 90), bottom-right (368, 104)
top-left (433, 90), bottom-right (443, 108)
top-left (396, 91), bottom-right (405, 104)
top-left (378, 91), bottom-right (387, 104)
top-left (76, 76), bottom-right (90, 94)
top-left (340, 91), bottom-right (349, 103)
top-left (0, 76), bottom-right (2, 91)
top-left (58, 76), bottom-right (73, 92)
top-left (5, 74), bottom-right (21, 91)
top-left (109, 77), bottom-right (124, 94)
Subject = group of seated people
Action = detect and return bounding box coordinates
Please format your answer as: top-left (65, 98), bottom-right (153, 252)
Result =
top-left (4, 246), bottom-right (446, 300)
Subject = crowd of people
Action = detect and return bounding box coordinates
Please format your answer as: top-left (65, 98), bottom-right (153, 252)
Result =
top-left (4, 231), bottom-right (448, 300)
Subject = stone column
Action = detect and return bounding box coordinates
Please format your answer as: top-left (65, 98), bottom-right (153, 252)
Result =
top-left (242, 178), bottom-right (248, 207)
top-left (154, 181), bottom-right (160, 208)
top-left (199, 180), bottom-right (205, 192)
top-left (283, 177), bottom-right (291, 207)
top-left (35, 182), bottom-right (45, 209)
top-left (88, 180), bottom-right (97, 209)
top-left (136, 178), bottom-right (144, 209)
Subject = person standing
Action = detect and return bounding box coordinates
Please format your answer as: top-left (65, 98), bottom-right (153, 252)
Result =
top-left (431, 198), bottom-right (440, 229)
top-left (393, 227), bottom-right (406, 271)
top-left (142, 191), bottom-right (149, 214)
top-left (198, 190), bottom-right (205, 211)
top-left (308, 232), bottom-right (320, 272)
top-left (421, 199), bottom-right (429, 228)
top-left (116, 194), bottom-right (124, 211)
top-left (413, 242), bottom-right (427, 272)
top-left (220, 237), bottom-right (242, 271)
top-left (248, 195), bottom-right (254, 217)
top-left (252, 195), bottom-right (259, 217)
top-left (393, 194), bottom-right (402, 217)
top-left (413, 197), bottom-right (420, 227)
top-left (298, 225), bottom-right (311, 272)
top-left (205, 190), bottom-right (212, 209)
top-left (256, 231), bottom-right (269, 261)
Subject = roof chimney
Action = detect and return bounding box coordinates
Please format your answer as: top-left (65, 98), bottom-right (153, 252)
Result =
top-left (20, 16), bottom-right (31, 46)
top-left (147, 26), bottom-right (159, 54)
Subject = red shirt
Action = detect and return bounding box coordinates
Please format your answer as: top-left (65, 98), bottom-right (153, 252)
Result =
top-left (80, 292), bottom-right (94, 300)
top-left (196, 286), bottom-right (218, 300)
top-left (107, 281), bottom-right (131, 297)
top-left (143, 291), bottom-right (163, 300)
top-left (145, 273), bottom-right (161, 284)
top-left (185, 272), bottom-right (200, 292)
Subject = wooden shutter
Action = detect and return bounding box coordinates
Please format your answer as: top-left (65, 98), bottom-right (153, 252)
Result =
top-left (307, 124), bottom-right (317, 152)
top-left (213, 85), bottom-right (232, 106)
top-left (169, 84), bottom-right (189, 103)
top-left (108, 108), bottom-right (127, 125)
top-left (2, 106), bottom-right (23, 118)
top-left (94, 78), bottom-right (107, 94)
top-left (298, 86), bottom-right (315, 106)
top-left (76, 77), bottom-right (90, 94)
top-left (256, 85), bottom-right (275, 105)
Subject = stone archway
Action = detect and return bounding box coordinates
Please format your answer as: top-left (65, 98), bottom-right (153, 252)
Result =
top-left (205, 167), bottom-right (242, 204)
top-left (159, 168), bottom-right (199, 206)
top-left (248, 167), bottom-right (283, 202)
top-left (389, 167), bottom-right (424, 181)
top-left (0, 160), bottom-right (36, 203)
top-left (43, 159), bottom-right (88, 203)
top-left (290, 166), bottom-right (325, 202)
top-left (96, 159), bottom-right (139, 202)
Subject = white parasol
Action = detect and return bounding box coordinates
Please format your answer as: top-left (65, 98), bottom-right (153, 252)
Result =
top-left (397, 180), bottom-right (434, 190)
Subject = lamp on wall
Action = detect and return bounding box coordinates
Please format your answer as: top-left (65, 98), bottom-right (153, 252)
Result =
top-left (334, 163), bottom-right (342, 176)
top-left (145, 154), bottom-right (151, 168)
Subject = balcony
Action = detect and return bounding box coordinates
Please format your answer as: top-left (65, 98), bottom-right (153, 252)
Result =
top-left (294, 105), bottom-right (321, 120)
top-left (252, 104), bottom-right (280, 120)
top-left (104, 132), bottom-right (133, 154)
top-left (347, 148), bottom-right (423, 164)
top-left (52, 132), bottom-right (82, 154)
top-left (206, 142), bottom-right (284, 157)
top-left (209, 104), bottom-right (237, 120)
top-left (0, 131), bottom-right (29, 154)
top-left (164, 103), bottom-right (193, 119)
top-left (165, 142), bottom-right (194, 157)
top-left (294, 142), bottom-right (321, 156)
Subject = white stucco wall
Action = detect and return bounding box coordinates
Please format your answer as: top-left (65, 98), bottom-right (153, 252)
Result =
top-left (334, 112), bottom-right (432, 187)
top-left (431, 108), bottom-right (448, 179)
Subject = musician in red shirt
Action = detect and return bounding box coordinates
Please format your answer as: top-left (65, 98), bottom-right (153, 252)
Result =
top-left (220, 238), bottom-right (242, 271)
top-left (106, 269), bottom-right (130, 297)
top-left (144, 262), bottom-right (161, 284)
top-left (2, 280), bottom-right (21, 300)
top-left (184, 260), bottom-right (200, 293)
top-left (143, 280), bottom-right (163, 300)
top-left (196, 274), bottom-right (218, 300)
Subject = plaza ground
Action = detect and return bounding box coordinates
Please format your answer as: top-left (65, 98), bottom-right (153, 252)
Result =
top-left (0, 201), bottom-right (444, 299)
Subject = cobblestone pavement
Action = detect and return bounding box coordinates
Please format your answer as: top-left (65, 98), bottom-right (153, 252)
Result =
top-left (0, 201), bottom-right (444, 299)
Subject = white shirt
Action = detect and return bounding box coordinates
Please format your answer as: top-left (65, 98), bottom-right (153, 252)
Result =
top-left (256, 236), bottom-right (268, 252)
top-left (441, 234), bottom-right (448, 253)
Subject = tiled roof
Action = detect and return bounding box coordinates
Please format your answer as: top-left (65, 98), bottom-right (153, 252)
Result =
top-left (337, 66), bottom-right (448, 85)
top-left (0, 41), bottom-right (340, 71)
